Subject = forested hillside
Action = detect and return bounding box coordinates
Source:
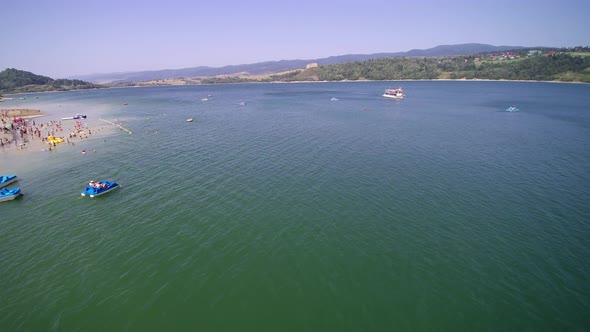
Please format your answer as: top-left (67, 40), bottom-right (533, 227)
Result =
top-left (0, 68), bottom-right (102, 94)
top-left (318, 49), bottom-right (590, 82)
top-left (177, 48), bottom-right (590, 85)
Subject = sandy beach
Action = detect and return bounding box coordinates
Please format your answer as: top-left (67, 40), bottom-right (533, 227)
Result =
top-left (1, 108), bottom-right (113, 155)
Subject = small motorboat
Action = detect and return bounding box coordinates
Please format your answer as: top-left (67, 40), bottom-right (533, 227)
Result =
top-left (0, 175), bottom-right (18, 188)
top-left (383, 87), bottom-right (405, 99)
top-left (0, 187), bottom-right (22, 202)
top-left (186, 118), bottom-right (194, 122)
top-left (81, 180), bottom-right (120, 197)
top-left (506, 106), bottom-right (520, 112)
top-left (63, 114), bottom-right (87, 120)
top-left (330, 97), bottom-right (339, 101)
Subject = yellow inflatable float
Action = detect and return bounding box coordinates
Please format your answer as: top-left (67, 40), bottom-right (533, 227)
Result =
top-left (48, 135), bottom-right (64, 144)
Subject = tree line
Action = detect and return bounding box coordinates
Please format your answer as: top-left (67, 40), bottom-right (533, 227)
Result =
top-left (317, 52), bottom-right (590, 82)
top-left (192, 49), bottom-right (590, 84)
top-left (0, 68), bottom-right (102, 93)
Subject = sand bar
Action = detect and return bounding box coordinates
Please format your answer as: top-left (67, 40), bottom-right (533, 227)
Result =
top-left (1, 108), bottom-right (46, 118)
top-left (1, 108), bottom-right (114, 156)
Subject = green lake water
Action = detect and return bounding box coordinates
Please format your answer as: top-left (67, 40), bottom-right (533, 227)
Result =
top-left (1, 81), bottom-right (589, 331)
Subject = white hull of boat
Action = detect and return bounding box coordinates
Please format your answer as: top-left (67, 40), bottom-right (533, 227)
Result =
top-left (62, 114), bottom-right (87, 120)
top-left (383, 93), bottom-right (404, 99)
top-left (0, 193), bottom-right (21, 202)
top-left (0, 178), bottom-right (18, 188)
top-left (81, 185), bottom-right (119, 198)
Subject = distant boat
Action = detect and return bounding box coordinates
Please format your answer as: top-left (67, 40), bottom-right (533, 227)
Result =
top-left (0, 187), bottom-right (22, 202)
top-left (239, 101), bottom-right (247, 106)
top-left (123, 103), bottom-right (128, 105)
top-left (62, 114), bottom-right (87, 120)
top-left (0, 175), bottom-right (18, 188)
top-left (331, 97), bottom-right (339, 101)
top-left (81, 181), bottom-right (120, 197)
top-left (506, 106), bottom-right (520, 112)
top-left (20, 97), bottom-right (26, 100)
top-left (383, 88), bottom-right (404, 99)
top-left (201, 98), bottom-right (208, 102)
top-left (186, 118), bottom-right (194, 122)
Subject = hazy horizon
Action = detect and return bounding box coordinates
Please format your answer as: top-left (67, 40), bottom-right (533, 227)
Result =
top-left (2, 0), bottom-right (589, 78)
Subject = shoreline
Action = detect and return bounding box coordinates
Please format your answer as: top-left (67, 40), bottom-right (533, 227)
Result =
top-left (275, 78), bottom-right (590, 85)
top-left (132, 78), bottom-right (590, 86)
top-left (0, 87), bottom-right (105, 97)
top-left (2, 78), bottom-right (587, 98)
top-left (1, 108), bottom-right (46, 118)
top-left (1, 107), bottom-right (114, 156)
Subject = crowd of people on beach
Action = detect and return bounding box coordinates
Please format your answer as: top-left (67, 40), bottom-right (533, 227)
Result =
top-left (1, 114), bottom-right (105, 152)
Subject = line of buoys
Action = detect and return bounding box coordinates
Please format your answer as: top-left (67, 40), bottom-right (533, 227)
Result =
top-left (100, 118), bottom-right (132, 134)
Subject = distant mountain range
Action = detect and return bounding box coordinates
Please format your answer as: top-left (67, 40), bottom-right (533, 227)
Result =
top-left (73, 43), bottom-right (532, 83)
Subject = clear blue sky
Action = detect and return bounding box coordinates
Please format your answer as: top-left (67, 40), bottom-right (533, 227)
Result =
top-left (1, 0), bottom-right (589, 78)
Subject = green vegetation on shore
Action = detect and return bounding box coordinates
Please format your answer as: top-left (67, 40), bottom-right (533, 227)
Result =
top-left (196, 47), bottom-right (590, 84)
top-left (0, 68), bottom-right (103, 94)
top-left (318, 53), bottom-right (590, 82)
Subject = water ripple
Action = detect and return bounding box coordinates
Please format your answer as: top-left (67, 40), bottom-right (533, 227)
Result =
top-left (2, 82), bottom-right (589, 330)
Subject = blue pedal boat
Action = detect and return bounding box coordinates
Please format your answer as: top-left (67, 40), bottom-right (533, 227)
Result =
top-left (81, 181), bottom-right (120, 197)
top-left (0, 187), bottom-right (22, 202)
top-left (0, 175), bottom-right (18, 188)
